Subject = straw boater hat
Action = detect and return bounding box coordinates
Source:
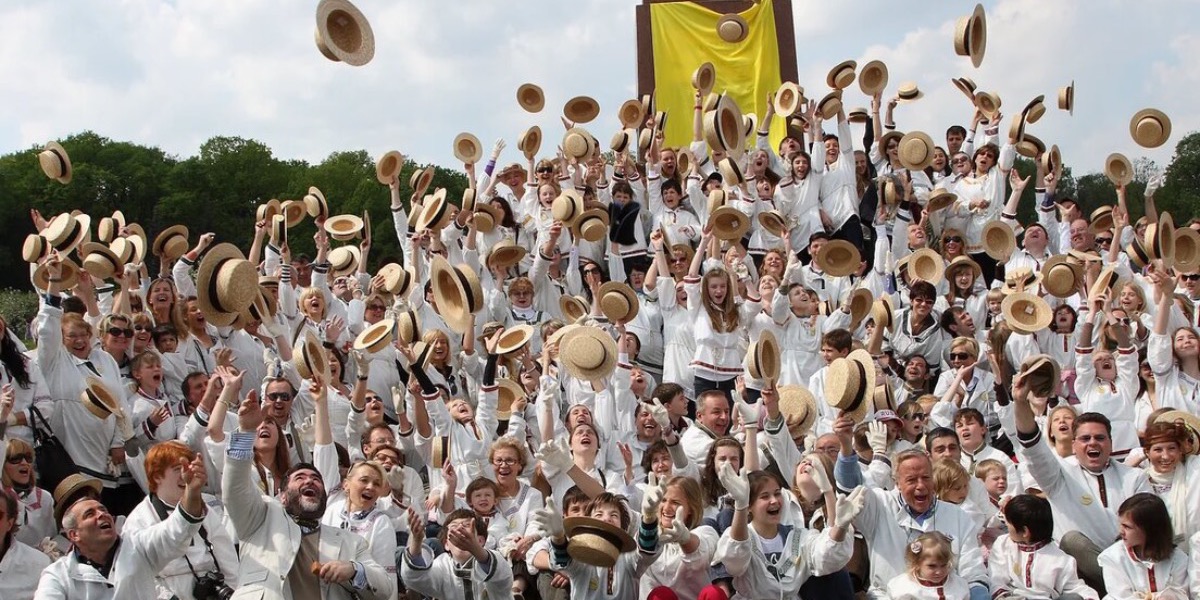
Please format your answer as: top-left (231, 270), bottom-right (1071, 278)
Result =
top-left (564, 96), bottom-right (601, 124)
top-left (692, 62), bottom-right (716, 96)
top-left (897, 82), bottom-right (923, 103)
top-left (1018, 354), bottom-right (1060, 398)
top-left (774, 82), bottom-right (804, 116)
top-left (1058, 80), bottom-right (1074, 114)
top-left (395, 309), bottom-right (421, 345)
top-left (430, 255), bottom-right (483, 334)
top-left (717, 157), bottom-right (744, 186)
top-left (375, 151), bottom-right (404, 184)
top-left (747, 331), bottom-right (781, 382)
top-left (32, 258), bottom-right (80, 294)
top-left (1146, 213), bottom-right (1176, 267)
top-left (416, 189), bottom-right (451, 232)
top-left (553, 189), bottom-right (585, 226)
top-left (487, 240), bottom-right (526, 270)
top-left (816, 240), bottom-right (861, 278)
top-left (327, 246), bottom-right (361, 278)
top-left (1041, 255), bottom-right (1081, 298)
top-left (826, 60), bottom-right (857, 90)
top-left (1128, 107), bottom-right (1171, 149)
top-left (716, 13), bottom-right (749, 43)
top-left (354, 319), bottom-right (395, 354)
top-left (495, 378), bottom-right (525, 420)
top-left (80, 243), bottom-right (122, 279)
top-left (256, 199), bottom-right (282, 222)
top-left (559, 326), bottom-right (618, 381)
top-left (898, 131), bottom-right (936, 170)
top-left (816, 90), bottom-right (843, 119)
top-left (981, 221), bottom-right (1016, 260)
top-left (610, 130), bottom-right (634, 154)
top-left (44, 212), bottom-right (90, 256)
top-left (847, 288), bottom-right (873, 331)
top-left (907, 248), bottom-right (944, 284)
top-left (858, 60), bottom-right (888, 95)
top-left (81, 377), bottom-right (120, 420)
top-left (1174, 228), bottom-right (1200, 273)
top-left (123, 225), bottom-right (148, 264)
top-left (559, 295), bottom-right (589, 323)
top-left (1041, 144), bottom-right (1063, 179)
top-left (97, 211), bottom-right (125, 244)
top-left (1015, 133), bottom-right (1046, 159)
top-left (324, 214), bottom-right (364, 241)
top-left (294, 330), bottom-right (329, 381)
top-left (53, 474), bottom-right (102, 528)
top-left (573, 208), bottom-right (609, 243)
top-left (22, 234), bottom-right (48, 264)
top-left (927, 189), bottom-right (957, 213)
top-left (847, 108), bottom-right (870, 124)
top-left (563, 516), bottom-right (636, 568)
top-left (871, 295), bottom-right (896, 333)
top-left (1002, 292), bottom-right (1052, 335)
top-left (452, 133), bottom-right (483, 164)
top-left (562, 127), bottom-right (596, 160)
top-left (410, 167), bottom-right (435, 199)
top-left (1090, 265), bottom-right (1120, 301)
top-left (1088, 206), bottom-right (1114, 235)
top-left (109, 237), bottom-right (135, 265)
top-left (281, 200), bottom-right (307, 227)
top-left (516, 83), bottom-right (544, 113)
top-left (1154, 411), bottom-right (1200, 455)
top-left (703, 96), bottom-right (744, 154)
top-left (974, 91), bottom-right (1001, 119)
top-left (314, 0), bottom-right (375, 66)
top-left (196, 243), bottom-right (258, 327)
top-left (474, 202), bottom-right (502, 234)
top-left (39, 141), bottom-right (73, 184)
top-left (1023, 95), bottom-right (1047, 125)
top-left (153, 225), bottom-right (190, 260)
top-left (953, 3), bottom-right (987, 68)
top-left (598, 282), bottom-right (639, 323)
top-left (494, 324), bottom-right (534, 356)
top-left (757, 210), bottom-right (787, 238)
top-left (270, 214), bottom-right (288, 247)
top-left (778, 385), bottom-right (818, 438)
top-left (825, 349), bottom-right (876, 423)
top-left (304, 187), bottom-right (330, 221)
top-left (709, 205), bottom-right (750, 241)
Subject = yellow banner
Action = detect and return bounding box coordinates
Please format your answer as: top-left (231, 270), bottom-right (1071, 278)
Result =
top-left (649, 1), bottom-right (785, 151)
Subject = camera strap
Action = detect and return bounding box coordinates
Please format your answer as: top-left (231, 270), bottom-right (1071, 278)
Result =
top-left (150, 494), bottom-right (223, 577)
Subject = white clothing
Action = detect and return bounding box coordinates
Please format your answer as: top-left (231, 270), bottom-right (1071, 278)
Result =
top-left (988, 535), bottom-right (1098, 600)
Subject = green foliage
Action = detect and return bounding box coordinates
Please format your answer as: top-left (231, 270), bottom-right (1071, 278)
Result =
top-left (0, 289), bottom-right (39, 340)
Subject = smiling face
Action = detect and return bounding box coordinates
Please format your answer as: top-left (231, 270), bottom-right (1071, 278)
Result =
top-left (636, 404), bottom-right (659, 440)
top-left (254, 419), bottom-right (280, 453)
top-left (791, 154), bottom-right (810, 179)
top-left (896, 455), bottom-right (934, 513)
top-left (1173, 328), bottom-right (1200, 360)
top-left (343, 463), bottom-right (383, 511)
top-left (749, 476), bottom-right (784, 526)
top-left (185, 299), bottom-right (207, 330)
top-left (1093, 351), bottom-right (1117, 382)
top-left (1072, 421), bottom-right (1112, 471)
top-left (62, 322), bottom-right (92, 359)
top-left (697, 393), bottom-right (730, 435)
top-left (447, 398), bottom-right (474, 424)
top-left (570, 422), bottom-right (598, 455)
top-left (281, 468), bottom-right (327, 519)
top-left (1147, 440), bottom-right (1181, 474)
top-left (491, 446), bottom-right (522, 483)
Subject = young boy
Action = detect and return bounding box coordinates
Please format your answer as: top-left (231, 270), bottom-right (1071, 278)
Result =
top-left (403, 508), bottom-right (514, 600)
top-left (974, 459), bottom-right (1009, 556)
top-left (809, 329), bottom-right (853, 433)
top-left (954, 408), bottom-right (1019, 491)
top-left (989, 495), bottom-right (1099, 600)
top-left (528, 486), bottom-right (591, 600)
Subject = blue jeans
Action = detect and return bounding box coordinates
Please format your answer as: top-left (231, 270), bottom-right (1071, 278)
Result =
top-left (799, 569), bottom-right (854, 600)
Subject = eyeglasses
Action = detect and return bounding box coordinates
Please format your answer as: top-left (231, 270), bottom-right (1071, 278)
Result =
top-left (949, 352), bottom-right (973, 361)
top-left (107, 327), bottom-right (134, 338)
top-left (1182, 274), bottom-right (1200, 282)
top-left (1075, 434), bottom-right (1109, 443)
top-left (366, 304), bottom-right (386, 311)
top-left (951, 157), bottom-right (970, 164)
top-left (266, 392), bottom-right (294, 403)
top-left (5, 453), bottom-right (32, 465)
top-left (944, 236), bottom-right (963, 244)
top-left (492, 457), bottom-right (518, 466)
top-left (1096, 238), bottom-right (1113, 245)
top-left (133, 324), bottom-right (150, 332)
top-left (365, 395), bottom-right (382, 403)
top-left (905, 413), bottom-right (927, 421)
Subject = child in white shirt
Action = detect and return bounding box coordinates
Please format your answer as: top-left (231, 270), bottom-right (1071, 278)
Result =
top-left (989, 494), bottom-right (1098, 600)
top-left (886, 531), bottom-right (971, 600)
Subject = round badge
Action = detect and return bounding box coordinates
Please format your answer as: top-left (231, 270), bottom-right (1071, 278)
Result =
top-left (1080, 494), bottom-right (1093, 506)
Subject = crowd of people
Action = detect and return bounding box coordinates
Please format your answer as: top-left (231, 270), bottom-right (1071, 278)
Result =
top-left (2, 66), bottom-right (1199, 600)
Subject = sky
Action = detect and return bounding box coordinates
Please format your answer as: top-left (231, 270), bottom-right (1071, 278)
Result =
top-left (2, 0), bottom-right (1197, 178)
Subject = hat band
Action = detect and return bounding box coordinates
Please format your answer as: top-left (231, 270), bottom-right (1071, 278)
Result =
top-left (1129, 239), bottom-right (1150, 267)
top-left (86, 389), bottom-right (113, 415)
top-left (207, 257), bottom-right (238, 314)
top-left (48, 148), bottom-right (68, 176)
top-left (55, 220), bottom-right (82, 250)
top-left (452, 266), bottom-right (478, 312)
top-left (843, 361), bottom-right (868, 413)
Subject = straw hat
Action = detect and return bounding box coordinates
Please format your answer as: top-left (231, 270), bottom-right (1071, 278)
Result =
top-left (32, 258), bottom-right (80, 293)
top-left (375, 151), bottom-right (404, 184)
top-left (487, 240), bottom-right (527, 270)
top-left (375, 263), bottom-right (412, 297)
top-left (716, 13), bottom-right (749, 43)
top-left (559, 326), bottom-right (618, 381)
top-left (294, 330), bottom-right (329, 381)
top-left (1174, 228), bottom-right (1200, 273)
top-left (573, 208), bottom-right (609, 243)
top-left (473, 203), bottom-right (502, 234)
top-left (1018, 354), bottom-right (1060, 398)
top-left (1146, 212), bottom-right (1176, 267)
top-left (495, 378), bottom-right (525, 420)
top-left (945, 256), bottom-right (981, 282)
top-left (1089, 265), bottom-right (1120, 301)
top-left (314, 0), bottom-right (374, 66)
top-left (927, 189), bottom-right (957, 214)
top-left (1088, 206), bottom-right (1114, 235)
top-left (614, 100), bottom-right (644, 130)
top-left (598, 281), bottom-right (640, 323)
top-left (44, 212), bottom-right (89, 255)
top-left (38, 141), bottom-right (73, 184)
top-left (815, 240), bottom-right (861, 277)
top-left (430, 255), bottom-right (483, 334)
top-left (692, 62), bottom-right (716, 96)
top-left (609, 129), bottom-right (633, 154)
top-left (109, 237), bottom-right (135, 265)
top-left (872, 295), bottom-right (896, 333)
top-left (747, 330), bottom-right (781, 382)
top-left (324, 215), bottom-right (364, 241)
top-left (907, 248), bottom-right (944, 284)
top-left (564, 96), bottom-right (601, 124)
top-left (858, 60), bottom-right (888, 95)
top-left (1002, 292), bottom-right (1052, 335)
top-left (302, 187), bottom-right (328, 222)
top-left (562, 127), bottom-right (596, 160)
top-left (559, 295), bottom-right (589, 323)
top-left (410, 167), bottom-right (435, 199)
top-left (327, 244), bottom-right (360, 279)
top-left (826, 60), bottom-right (857, 90)
top-left (717, 157), bottom-right (745, 186)
top-left (703, 96), bottom-right (745, 154)
top-left (778, 386), bottom-right (818, 437)
top-left (981, 221), bottom-right (1016, 260)
top-left (847, 108), bottom-right (870, 124)
top-left (1041, 255), bottom-right (1082, 298)
top-left (494, 324), bottom-right (534, 356)
top-left (953, 3), bottom-right (987, 68)
top-left (709, 206), bottom-right (751, 241)
top-left (758, 210), bottom-right (787, 238)
top-left (516, 83), bottom-right (544, 113)
top-left (96, 211), bottom-right (125, 244)
top-left (1130, 108), bottom-right (1171, 149)
top-left (80, 377), bottom-right (120, 420)
top-left (80, 243), bottom-right (122, 279)
top-left (1154, 411), bottom-right (1200, 455)
top-left (1002, 267), bottom-right (1042, 295)
top-left (563, 516), bottom-right (636, 568)
top-left (22, 234), bottom-right (48, 264)
top-left (974, 91), bottom-right (1001, 119)
top-left (552, 189), bottom-right (585, 226)
top-left (774, 82), bottom-right (804, 116)
top-left (256, 199), bottom-right (282, 223)
top-left (898, 131), bottom-right (936, 170)
top-left (53, 474), bottom-right (102, 528)
top-left (197, 243), bottom-right (258, 327)
top-left (123, 225), bottom-right (147, 264)
top-left (897, 82), bottom-right (924, 103)
top-left (847, 287), bottom-right (873, 331)
top-left (825, 349), bottom-right (876, 423)
top-left (452, 133), bottom-right (483, 164)
top-left (416, 189), bottom-right (451, 232)
top-left (816, 90), bottom-right (843, 119)
top-left (1058, 81), bottom-right (1074, 115)
top-left (1023, 95), bottom-right (1047, 125)
top-left (395, 309), bottom-right (421, 345)
top-left (951, 77), bottom-right (977, 98)
top-left (354, 319), bottom-right (394, 354)
top-left (281, 200), bottom-right (307, 227)
top-left (152, 225), bottom-right (190, 260)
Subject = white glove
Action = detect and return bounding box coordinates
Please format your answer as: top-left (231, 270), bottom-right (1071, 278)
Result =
top-left (807, 459), bottom-right (834, 496)
top-left (1145, 174), bottom-right (1163, 198)
top-left (718, 462), bottom-right (750, 511)
top-left (734, 397), bottom-right (759, 431)
top-left (531, 498), bottom-right (565, 538)
top-left (641, 473), bottom-right (665, 522)
top-left (648, 398), bottom-right (672, 434)
top-left (659, 506), bottom-right (691, 545)
top-left (834, 487), bottom-right (867, 530)
top-left (867, 421), bottom-right (889, 458)
top-left (535, 438), bottom-right (575, 473)
top-left (385, 465), bottom-right (407, 497)
top-left (351, 349), bottom-right (370, 377)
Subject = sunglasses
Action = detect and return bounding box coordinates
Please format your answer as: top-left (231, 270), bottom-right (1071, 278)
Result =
top-left (536, 167), bottom-right (554, 174)
top-left (944, 236), bottom-right (963, 244)
top-left (952, 157), bottom-right (970, 164)
top-left (949, 352), bottom-right (973, 361)
top-left (5, 453), bottom-right (32, 465)
top-left (1096, 238), bottom-right (1113, 245)
top-left (266, 392), bottom-right (294, 403)
top-left (1182, 274), bottom-right (1200, 282)
top-left (133, 324), bottom-right (150, 332)
top-left (905, 413), bottom-right (927, 421)
top-left (1075, 434), bottom-right (1109, 443)
top-left (107, 327), bottom-right (135, 338)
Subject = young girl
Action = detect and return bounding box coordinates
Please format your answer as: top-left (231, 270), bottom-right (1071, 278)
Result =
top-left (773, 283), bottom-right (849, 387)
top-left (1075, 295), bottom-right (1139, 458)
top-left (886, 531), bottom-right (970, 600)
top-left (1098, 493), bottom-right (1189, 599)
top-left (640, 476), bottom-right (718, 600)
top-left (989, 494), bottom-right (1098, 600)
top-left (685, 230), bottom-right (760, 397)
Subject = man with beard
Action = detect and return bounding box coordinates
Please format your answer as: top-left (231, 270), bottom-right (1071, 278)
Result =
top-left (223, 378), bottom-right (392, 600)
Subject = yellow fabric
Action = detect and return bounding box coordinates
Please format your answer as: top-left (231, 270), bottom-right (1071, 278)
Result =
top-left (649, 1), bottom-right (785, 152)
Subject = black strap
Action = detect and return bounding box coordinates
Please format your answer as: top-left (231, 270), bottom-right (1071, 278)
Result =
top-left (28, 405), bottom-right (55, 441)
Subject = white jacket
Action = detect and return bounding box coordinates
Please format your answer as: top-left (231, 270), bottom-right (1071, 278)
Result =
top-left (987, 535), bottom-right (1097, 600)
top-left (123, 494), bottom-right (240, 600)
top-left (1, 539), bottom-right (51, 600)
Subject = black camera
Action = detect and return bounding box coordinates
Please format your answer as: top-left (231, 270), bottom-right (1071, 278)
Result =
top-left (192, 571), bottom-right (234, 600)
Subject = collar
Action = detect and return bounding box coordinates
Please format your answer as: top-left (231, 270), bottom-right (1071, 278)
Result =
top-left (915, 575), bottom-right (946, 588)
top-left (292, 516), bottom-right (321, 534)
top-left (74, 539), bottom-right (121, 578)
top-left (1016, 540), bottom-right (1049, 552)
top-left (898, 493), bottom-right (937, 521)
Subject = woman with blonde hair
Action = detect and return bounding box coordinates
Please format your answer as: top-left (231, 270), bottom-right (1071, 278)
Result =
top-left (2, 438), bottom-right (55, 547)
top-left (685, 229), bottom-right (761, 398)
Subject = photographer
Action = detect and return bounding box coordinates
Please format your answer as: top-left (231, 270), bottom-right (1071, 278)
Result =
top-left (125, 441), bottom-right (239, 600)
